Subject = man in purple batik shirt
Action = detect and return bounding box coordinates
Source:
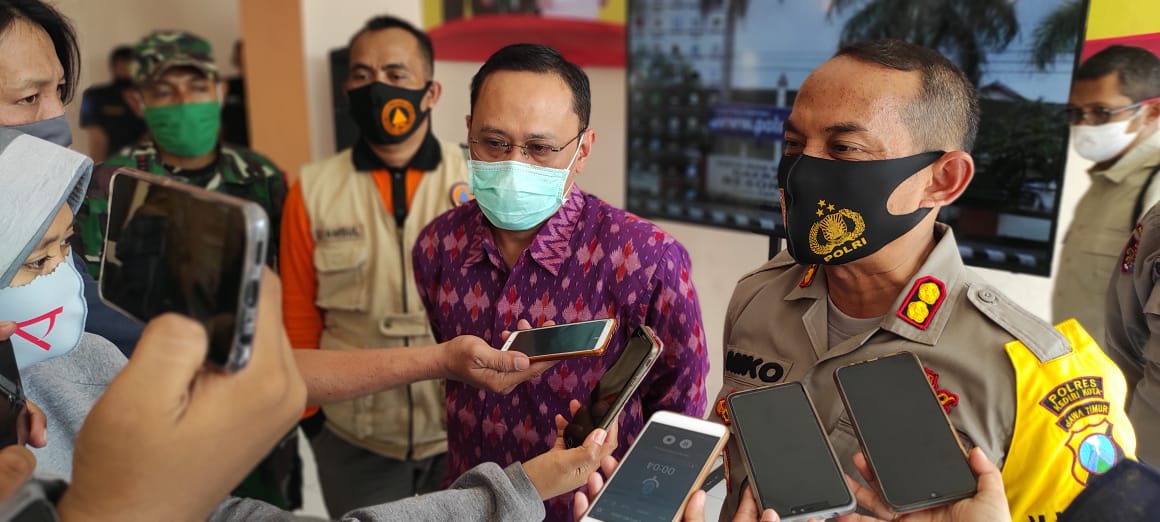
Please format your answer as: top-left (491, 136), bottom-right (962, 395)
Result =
top-left (412, 44), bottom-right (709, 521)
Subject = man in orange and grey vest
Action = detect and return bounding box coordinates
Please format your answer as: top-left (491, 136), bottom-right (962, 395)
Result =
top-left (279, 16), bottom-right (468, 518)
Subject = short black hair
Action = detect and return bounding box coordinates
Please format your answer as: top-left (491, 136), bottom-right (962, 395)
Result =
top-left (470, 43), bottom-right (590, 130)
top-left (835, 39), bottom-right (980, 152)
top-left (349, 15), bottom-right (434, 78)
top-left (1075, 45), bottom-right (1160, 103)
top-left (109, 45), bottom-right (134, 65)
top-left (0, 0), bottom-right (79, 103)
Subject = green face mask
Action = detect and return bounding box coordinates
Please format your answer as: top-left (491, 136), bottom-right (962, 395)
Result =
top-left (143, 101), bottom-right (221, 157)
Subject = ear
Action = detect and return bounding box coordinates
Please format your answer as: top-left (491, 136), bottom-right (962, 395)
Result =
top-left (465, 114), bottom-right (472, 133)
top-left (216, 80), bottom-right (228, 105)
top-left (922, 150), bottom-right (974, 207)
top-left (572, 128), bottom-right (596, 174)
top-left (424, 80), bottom-right (442, 110)
top-left (124, 89), bottom-right (145, 118)
top-left (1142, 99), bottom-right (1160, 126)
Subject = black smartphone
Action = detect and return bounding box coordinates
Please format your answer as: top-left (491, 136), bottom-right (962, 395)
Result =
top-left (99, 168), bottom-right (268, 371)
top-left (834, 351), bottom-right (977, 512)
top-left (500, 319), bottom-right (617, 362)
top-left (727, 383), bottom-right (855, 521)
top-left (0, 340), bottom-right (24, 447)
top-left (564, 325), bottom-right (663, 448)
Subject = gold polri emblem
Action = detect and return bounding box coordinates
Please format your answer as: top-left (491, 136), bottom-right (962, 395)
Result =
top-left (896, 276), bottom-right (946, 329)
top-left (808, 199), bottom-right (867, 262)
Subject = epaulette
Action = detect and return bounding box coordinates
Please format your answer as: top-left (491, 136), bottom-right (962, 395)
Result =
top-left (966, 281), bottom-right (1069, 363)
top-left (737, 250), bottom-right (798, 283)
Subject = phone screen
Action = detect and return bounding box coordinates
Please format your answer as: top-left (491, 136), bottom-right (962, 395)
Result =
top-left (565, 326), bottom-right (660, 447)
top-left (0, 340), bottom-right (23, 447)
top-left (101, 174), bottom-right (257, 367)
top-left (836, 353), bottom-right (976, 509)
top-left (729, 383), bottom-right (851, 517)
top-left (587, 421), bottom-right (721, 522)
top-left (507, 320), bottom-right (610, 358)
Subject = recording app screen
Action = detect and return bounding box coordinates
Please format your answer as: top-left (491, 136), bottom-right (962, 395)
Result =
top-left (508, 320), bottom-right (607, 357)
top-left (589, 422), bottom-right (718, 521)
top-left (840, 354), bottom-right (975, 505)
top-left (103, 175), bottom-right (246, 363)
top-left (732, 385), bottom-right (850, 515)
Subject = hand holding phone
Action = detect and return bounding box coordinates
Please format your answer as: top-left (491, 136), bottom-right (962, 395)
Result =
top-left (500, 319), bottom-right (616, 362)
top-left (834, 351), bottom-right (977, 513)
top-left (99, 169), bottom-right (267, 371)
top-left (580, 411), bottom-right (728, 522)
top-left (727, 382), bottom-right (855, 521)
top-left (564, 325), bottom-right (663, 448)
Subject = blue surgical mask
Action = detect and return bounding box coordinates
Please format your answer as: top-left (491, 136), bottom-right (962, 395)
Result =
top-left (0, 255), bottom-right (87, 369)
top-left (468, 136), bottom-right (583, 231)
top-left (3, 115), bottom-right (73, 148)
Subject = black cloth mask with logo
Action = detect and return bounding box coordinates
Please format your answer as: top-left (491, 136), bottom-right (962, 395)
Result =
top-left (347, 81), bottom-right (431, 145)
top-left (777, 151), bottom-right (944, 265)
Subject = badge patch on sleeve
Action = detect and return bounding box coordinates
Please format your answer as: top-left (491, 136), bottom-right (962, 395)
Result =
top-left (897, 276), bottom-right (946, 329)
top-left (1040, 376), bottom-right (1123, 485)
top-left (1122, 224), bottom-right (1143, 273)
top-left (449, 182), bottom-right (473, 207)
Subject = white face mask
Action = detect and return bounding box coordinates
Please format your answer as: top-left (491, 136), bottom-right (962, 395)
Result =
top-left (0, 255), bottom-right (87, 369)
top-left (1071, 118), bottom-right (1139, 163)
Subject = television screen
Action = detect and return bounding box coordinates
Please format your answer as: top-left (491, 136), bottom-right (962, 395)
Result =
top-left (625, 0), bottom-right (1087, 276)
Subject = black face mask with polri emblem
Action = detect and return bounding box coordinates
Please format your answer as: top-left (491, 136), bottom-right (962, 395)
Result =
top-left (777, 151), bottom-right (944, 265)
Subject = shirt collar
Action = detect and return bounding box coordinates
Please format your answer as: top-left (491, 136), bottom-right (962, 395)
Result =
top-left (464, 186), bottom-right (587, 277)
top-left (351, 130), bottom-right (442, 172)
top-left (784, 223), bottom-right (964, 346)
top-left (1092, 130), bottom-right (1160, 183)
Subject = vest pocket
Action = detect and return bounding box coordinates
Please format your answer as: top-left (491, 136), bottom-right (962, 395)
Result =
top-left (313, 242), bottom-right (369, 311)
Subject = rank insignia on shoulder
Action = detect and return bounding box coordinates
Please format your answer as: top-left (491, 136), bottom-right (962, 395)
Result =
top-left (799, 264), bottom-right (819, 288)
top-left (449, 182), bottom-right (473, 207)
top-left (897, 276), bottom-right (946, 330)
top-left (1122, 224), bottom-right (1143, 273)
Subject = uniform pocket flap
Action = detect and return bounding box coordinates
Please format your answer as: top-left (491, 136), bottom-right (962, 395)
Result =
top-left (314, 243), bottom-right (367, 272)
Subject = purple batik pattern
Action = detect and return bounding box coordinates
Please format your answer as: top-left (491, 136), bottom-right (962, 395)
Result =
top-left (414, 188), bottom-right (709, 521)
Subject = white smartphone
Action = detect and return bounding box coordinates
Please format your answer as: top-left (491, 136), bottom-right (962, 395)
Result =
top-left (99, 168), bottom-right (268, 372)
top-left (581, 411), bottom-right (730, 522)
top-left (500, 319), bottom-right (617, 362)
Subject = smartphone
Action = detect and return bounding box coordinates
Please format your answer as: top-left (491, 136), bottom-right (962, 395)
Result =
top-left (500, 318), bottom-right (616, 362)
top-left (727, 383), bottom-right (855, 521)
top-left (0, 340), bottom-right (25, 447)
top-left (564, 325), bottom-right (663, 448)
top-left (580, 411), bottom-right (729, 522)
top-left (0, 480), bottom-right (56, 522)
top-left (834, 351), bottom-right (977, 512)
top-left (99, 168), bottom-right (268, 372)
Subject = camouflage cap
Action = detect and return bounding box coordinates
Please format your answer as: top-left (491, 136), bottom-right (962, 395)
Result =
top-left (131, 30), bottom-right (218, 84)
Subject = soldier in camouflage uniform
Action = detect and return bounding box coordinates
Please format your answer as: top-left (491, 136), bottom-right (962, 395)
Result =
top-left (74, 30), bottom-right (296, 510)
top-left (75, 31), bottom-right (285, 278)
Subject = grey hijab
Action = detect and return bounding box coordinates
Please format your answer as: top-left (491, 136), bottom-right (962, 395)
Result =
top-left (0, 128), bottom-right (92, 287)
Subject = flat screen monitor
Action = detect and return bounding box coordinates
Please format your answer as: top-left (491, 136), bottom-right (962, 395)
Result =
top-left (625, 0), bottom-right (1088, 276)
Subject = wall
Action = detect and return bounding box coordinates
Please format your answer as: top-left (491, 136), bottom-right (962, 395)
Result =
top-left (56, 0), bottom-right (243, 157)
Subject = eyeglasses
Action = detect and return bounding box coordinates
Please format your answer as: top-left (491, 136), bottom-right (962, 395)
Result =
top-left (469, 129), bottom-right (586, 164)
top-left (1063, 99), bottom-right (1157, 125)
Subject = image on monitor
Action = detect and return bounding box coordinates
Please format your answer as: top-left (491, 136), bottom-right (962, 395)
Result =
top-left (625, 0), bottom-right (1088, 275)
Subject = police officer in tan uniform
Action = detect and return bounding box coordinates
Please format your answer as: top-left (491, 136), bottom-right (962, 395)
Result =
top-left (714, 40), bottom-right (1136, 522)
top-left (1053, 45), bottom-right (1160, 343)
top-left (1106, 203), bottom-right (1160, 466)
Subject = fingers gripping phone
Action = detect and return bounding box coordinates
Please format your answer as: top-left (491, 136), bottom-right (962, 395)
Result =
top-left (580, 411), bottom-right (728, 522)
top-left (834, 351), bottom-right (977, 512)
top-left (564, 325), bottom-right (663, 448)
top-left (500, 318), bottom-right (616, 362)
top-left (99, 168), bottom-right (267, 371)
top-left (727, 383), bottom-right (855, 521)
